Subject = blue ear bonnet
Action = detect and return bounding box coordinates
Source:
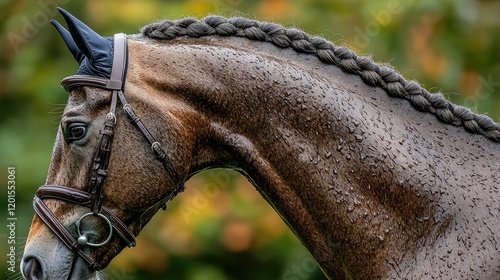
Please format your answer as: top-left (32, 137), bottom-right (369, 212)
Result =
top-left (51, 7), bottom-right (114, 79)
top-left (76, 37), bottom-right (114, 77)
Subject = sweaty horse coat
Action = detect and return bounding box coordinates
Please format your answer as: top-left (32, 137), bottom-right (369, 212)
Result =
top-left (22, 8), bottom-right (500, 280)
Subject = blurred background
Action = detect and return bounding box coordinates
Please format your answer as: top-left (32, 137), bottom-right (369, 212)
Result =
top-left (1, 0), bottom-right (499, 279)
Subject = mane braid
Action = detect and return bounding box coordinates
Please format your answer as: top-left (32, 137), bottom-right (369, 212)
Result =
top-left (140, 16), bottom-right (500, 142)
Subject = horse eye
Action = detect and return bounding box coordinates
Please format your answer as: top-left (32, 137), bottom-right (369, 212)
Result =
top-left (65, 123), bottom-right (88, 143)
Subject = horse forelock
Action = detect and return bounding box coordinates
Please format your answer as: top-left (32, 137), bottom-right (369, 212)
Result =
top-left (138, 16), bottom-right (500, 143)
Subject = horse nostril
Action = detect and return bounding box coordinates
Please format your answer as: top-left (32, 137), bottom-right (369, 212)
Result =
top-left (22, 256), bottom-right (44, 280)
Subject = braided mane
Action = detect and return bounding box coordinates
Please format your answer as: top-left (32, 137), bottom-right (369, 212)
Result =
top-left (140, 16), bottom-right (500, 142)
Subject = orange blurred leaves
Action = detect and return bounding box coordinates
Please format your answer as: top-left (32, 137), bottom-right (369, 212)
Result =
top-left (409, 13), bottom-right (448, 80)
top-left (258, 0), bottom-right (294, 20)
top-left (221, 222), bottom-right (253, 252)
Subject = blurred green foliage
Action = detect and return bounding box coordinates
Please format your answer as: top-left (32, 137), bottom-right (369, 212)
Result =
top-left (1, 0), bottom-right (499, 279)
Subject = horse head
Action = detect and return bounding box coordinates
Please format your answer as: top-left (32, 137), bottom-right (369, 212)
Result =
top-left (22, 8), bottom-right (187, 279)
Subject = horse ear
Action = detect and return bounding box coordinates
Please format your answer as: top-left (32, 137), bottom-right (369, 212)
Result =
top-left (50, 20), bottom-right (85, 63)
top-left (55, 7), bottom-right (113, 77)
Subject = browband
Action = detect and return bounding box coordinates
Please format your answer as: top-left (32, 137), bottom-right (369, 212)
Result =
top-left (62, 33), bottom-right (128, 91)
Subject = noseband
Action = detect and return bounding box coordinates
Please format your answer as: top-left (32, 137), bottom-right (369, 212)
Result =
top-left (33, 33), bottom-right (184, 270)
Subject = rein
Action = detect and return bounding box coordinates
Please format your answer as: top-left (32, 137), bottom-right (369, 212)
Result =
top-left (33, 33), bottom-right (184, 270)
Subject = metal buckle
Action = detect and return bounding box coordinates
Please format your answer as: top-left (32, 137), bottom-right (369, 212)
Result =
top-left (106, 112), bottom-right (117, 125)
top-left (151, 142), bottom-right (161, 154)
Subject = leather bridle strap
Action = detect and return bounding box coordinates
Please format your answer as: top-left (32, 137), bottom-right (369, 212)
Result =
top-left (87, 88), bottom-right (118, 215)
top-left (32, 33), bottom-right (132, 271)
top-left (117, 90), bottom-right (180, 185)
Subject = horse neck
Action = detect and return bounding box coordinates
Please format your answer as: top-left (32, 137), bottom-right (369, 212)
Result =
top-left (127, 37), bottom-right (500, 278)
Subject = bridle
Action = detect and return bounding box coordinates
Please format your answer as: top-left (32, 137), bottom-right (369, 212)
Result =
top-left (33, 33), bottom-right (184, 270)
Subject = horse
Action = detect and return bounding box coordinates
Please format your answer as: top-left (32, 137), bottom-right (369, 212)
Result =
top-left (22, 8), bottom-right (499, 280)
